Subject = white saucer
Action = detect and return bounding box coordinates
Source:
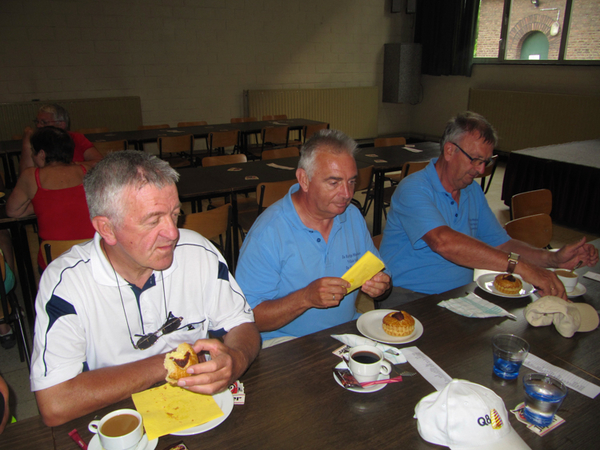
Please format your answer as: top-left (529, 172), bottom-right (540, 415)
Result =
top-left (171, 390), bottom-right (234, 436)
top-left (89, 434), bottom-right (158, 450)
top-left (476, 273), bottom-right (535, 298)
top-left (357, 309), bottom-right (424, 345)
top-left (567, 283), bottom-right (586, 298)
top-left (333, 361), bottom-right (389, 393)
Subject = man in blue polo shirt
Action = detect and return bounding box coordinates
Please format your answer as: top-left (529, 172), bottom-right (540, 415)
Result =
top-left (236, 129), bottom-right (391, 347)
top-left (380, 111), bottom-right (598, 303)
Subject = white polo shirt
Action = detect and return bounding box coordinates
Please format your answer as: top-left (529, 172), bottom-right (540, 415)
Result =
top-left (30, 229), bottom-right (254, 392)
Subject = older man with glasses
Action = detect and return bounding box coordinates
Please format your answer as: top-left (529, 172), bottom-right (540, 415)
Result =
top-left (379, 111), bottom-right (598, 306)
top-left (30, 151), bottom-right (260, 427)
top-left (20, 103), bottom-right (103, 173)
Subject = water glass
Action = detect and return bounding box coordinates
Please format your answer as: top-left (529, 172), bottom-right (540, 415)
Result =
top-left (492, 334), bottom-right (529, 380)
top-left (523, 373), bottom-right (567, 427)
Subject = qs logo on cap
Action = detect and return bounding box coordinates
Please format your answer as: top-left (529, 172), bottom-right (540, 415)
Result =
top-left (477, 409), bottom-right (503, 429)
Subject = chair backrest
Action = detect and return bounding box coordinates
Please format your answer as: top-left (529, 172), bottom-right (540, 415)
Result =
top-left (262, 126), bottom-right (289, 146)
top-left (257, 179), bottom-right (297, 213)
top-left (504, 213), bottom-right (553, 248)
top-left (261, 147), bottom-right (300, 160)
top-left (177, 121), bottom-right (207, 127)
top-left (202, 154), bottom-right (247, 167)
top-left (157, 134), bottom-right (194, 155)
top-left (303, 123), bottom-right (329, 141)
top-left (74, 127), bottom-right (109, 134)
top-left (274, 114), bottom-right (287, 120)
top-left (93, 139), bottom-right (128, 157)
top-left (372, 234), bottom-right (383, 250)
top-left (262, 115), bottom-right (275, 120)
top-left (138, 124), bottom-right (170, 130)
top-left (355, 165), bottom-right (373, 192)
top-left (42, 239), bottom-right (90, 266)
top-left (400, 160), bottom-right (429, 181)
top-left (209, 130), bottom-right (239, 151)
top-left (181, 204), bottom-right (232, 266)
top-left (511, 188), bottom-right (552, 220)
top-left (374, 137), bottom-right (406, 147)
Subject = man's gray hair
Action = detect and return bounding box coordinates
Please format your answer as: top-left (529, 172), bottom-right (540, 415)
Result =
top-left (298, 129), bottom-right (357, 179)
top-left (39, 104), bottom-right (71, 130)
top-left (84, 151), bottom-right (180, 226)
top-left (440, 111), bottom-right (498, 153)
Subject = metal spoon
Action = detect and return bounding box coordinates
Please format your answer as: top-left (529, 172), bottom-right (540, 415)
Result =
top-left (571, 260), bottom-right (583, 273)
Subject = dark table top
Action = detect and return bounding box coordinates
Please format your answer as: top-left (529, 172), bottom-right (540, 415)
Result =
top-left (8, 243), bottom-right (599, 449)
top-left (355, 141), bottom-right (440, 173)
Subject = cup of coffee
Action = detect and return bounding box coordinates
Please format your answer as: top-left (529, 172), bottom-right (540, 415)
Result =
top-left (522, 373), bottom-right (567, 427)
top-left (88, 409), bottom-right (143, 450)
top-left (554, 269), bottom-right (579, 294)
top-left (492, 334), bottom-right (529, 380)
top-left (344, 345), bottom-right (391, 383)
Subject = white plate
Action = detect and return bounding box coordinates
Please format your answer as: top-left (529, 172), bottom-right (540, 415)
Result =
top-left (476, 273), bottom-right (535, 298)
top-left (170, 390), bottom-right (234, 436)
top-left (89, 434), bottom-right (158, 450)
top-left (567, 283), bottom-right (586, 298)
top-left (333, 361), bottom-right (389, 393)
top-left (356, 309), bottom-right (423, 345)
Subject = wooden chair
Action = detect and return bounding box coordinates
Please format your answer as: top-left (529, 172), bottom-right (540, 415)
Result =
top-left (505, 213), bottom-right (553, 248)
top-left (157, 134), bottom-right (194, 168)
top-left (303, 123), bottom-right (329, 142)
top-left (208, 130), bottom-right (239, 156)
top-left (374, 137), bottom-right (407, 147)
top-left (511, 188), bottom-right (552, 220)
top-left (138, 124), bottom-right (170, 130)
top-left (93, 139), bottom-right (128, 157)
top-left (381, 160), bottom-right (429, 217)
top-left (262, 115), bottom-right (275, 120)
top-left (74, 127), bottom-right (109, 134)
top-left (177, 121), bottom-right (207, 127)
top-left (372, 234), bottom-right (383, 250)
top-left (261, 147), bottom-right (300, 160)
top-left (246, 126), bottom-right (289, 160)
top-left (180, 204), bottom-right (233, 268)
top-left (202, 154), bottom-right (247, 167)
top-left (238, 178), bottom-right (297, 239)
top-left (41, 239), bottom-right (91, 267)
top-left (475, 154), bottom-right (498, 194)
top-left (0, 250), bottom-right (31, 370)
top-left (351, 165), bottom-right (374, 216)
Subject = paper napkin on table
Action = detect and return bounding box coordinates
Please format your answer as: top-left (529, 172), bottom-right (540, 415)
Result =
top-left (132, 383), bottom-right (224, 440)
top-left (266, 163), bottom-right (295, 170)
top-left (331, 334), bottom-right (407, 364)
top-left (438, 292), bottom-right (517, 320)
top-left (402, 146), bottom-right (423, 153)
top-left (341, 251), bottom-right (385, 293)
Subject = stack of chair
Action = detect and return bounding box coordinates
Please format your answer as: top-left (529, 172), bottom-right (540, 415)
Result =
top-left (505, 189), bottom-right (553, 248)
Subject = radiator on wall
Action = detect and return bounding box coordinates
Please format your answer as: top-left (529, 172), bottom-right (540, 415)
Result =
top-left (0, 96), bottom-right (142, 141)
top-left (246, 87), bottom-right (379, 140)
top-left (468, 89), bottom-right (600, 152)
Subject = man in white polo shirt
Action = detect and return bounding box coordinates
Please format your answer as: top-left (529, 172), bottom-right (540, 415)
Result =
top-left (30, 151), bottom-right (260, 426)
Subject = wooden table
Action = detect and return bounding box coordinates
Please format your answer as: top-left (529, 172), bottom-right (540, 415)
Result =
top-left (501, 139), bottom-right (600, 234)
top-left (7, 253), bottom-right (599, 449)
top-left (355, 142), bottom-right (440, 235)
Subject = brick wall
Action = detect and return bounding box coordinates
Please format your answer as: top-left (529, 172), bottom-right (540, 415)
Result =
top-left (0, 0), bottom-right (411, 135)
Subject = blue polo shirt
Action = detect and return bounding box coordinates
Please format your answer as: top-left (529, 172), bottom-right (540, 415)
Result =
top-left (236, 184), bottom-right (379, 341)
top-left (380, 159), bottom-right (509, 294)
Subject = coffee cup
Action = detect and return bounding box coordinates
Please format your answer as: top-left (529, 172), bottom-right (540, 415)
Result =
top-left (88, 409), bottom-right (143, 450)
top-left (344, 345), bottom-right (391, 383)
top-left (554, 269), bottom-right (578, 294)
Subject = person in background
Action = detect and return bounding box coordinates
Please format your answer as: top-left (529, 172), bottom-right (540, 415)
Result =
top-left (30, 151), bottom-right (260, 427)
top-left (379, 111), bottom-right (598, 304)
top-left (0, 374), bottom-right (10, 433)
top-left (236, 129), bottom-right (391, 348)
top-left (0, 240), bottom-right (17, 350)
top-left (6, 127), bottom-right (96, 270)
top-left (20, 104), bottom-right (102, 173)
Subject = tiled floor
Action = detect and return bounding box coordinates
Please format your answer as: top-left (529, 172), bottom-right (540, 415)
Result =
top-left (1, 160), bottom-right (597, 423)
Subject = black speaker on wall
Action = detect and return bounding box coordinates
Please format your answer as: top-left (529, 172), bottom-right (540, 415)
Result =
top-left (382, 43), bottom-right (422, 105)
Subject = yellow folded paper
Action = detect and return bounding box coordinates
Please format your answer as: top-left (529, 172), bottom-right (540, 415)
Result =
top-left (341, 251), bottom-right (385, 293)
top-left (132, 383), bottom-right (224, 440)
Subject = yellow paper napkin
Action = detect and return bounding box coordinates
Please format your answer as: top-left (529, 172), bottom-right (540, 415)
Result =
top-left (341, 251), bottom-right (385, 293)
top-left (132, 383), bottom-right (224, 440)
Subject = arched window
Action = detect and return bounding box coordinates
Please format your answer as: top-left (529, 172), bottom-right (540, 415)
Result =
top-left (520, 31), bottom-right (549, 60)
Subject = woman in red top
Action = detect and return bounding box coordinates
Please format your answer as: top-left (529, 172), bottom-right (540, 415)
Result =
top-left (6, 127), bottom-right (96, 270)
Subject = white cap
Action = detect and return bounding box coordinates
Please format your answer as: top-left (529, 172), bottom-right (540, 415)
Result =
top-left (414, 379), bottom-right (531, 450)
top-left (524, 296), bottom-right (599, 338)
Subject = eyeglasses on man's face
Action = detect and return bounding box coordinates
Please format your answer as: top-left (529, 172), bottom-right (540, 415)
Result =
top-left (451, 142), bottom-right (492, 168)
top-left (33, 118), bottom-right (64, 127)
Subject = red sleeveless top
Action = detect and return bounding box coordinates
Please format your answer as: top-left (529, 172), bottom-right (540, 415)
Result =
top-left (32, 166), bottom-right (96, 269)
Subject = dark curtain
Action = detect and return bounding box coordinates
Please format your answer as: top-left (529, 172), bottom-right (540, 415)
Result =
top-left (415, 0), bottom-right (479, 76)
